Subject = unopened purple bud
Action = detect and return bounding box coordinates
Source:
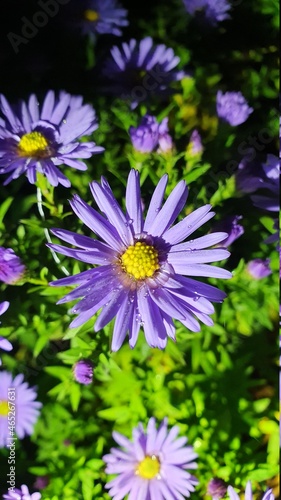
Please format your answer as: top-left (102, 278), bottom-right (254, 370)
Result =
top-left (188, 129), bottom-right (203, 155)
top-left (73, 359), bottom-right (94, 385)
top-left (246, 259), bottom-right (272, 279)
top-left (158, 117), bottom-right (173, 153)
top-left (207, 478), bottom-right (227, 499)
top-left (0, 247), bottom-right (25, 284)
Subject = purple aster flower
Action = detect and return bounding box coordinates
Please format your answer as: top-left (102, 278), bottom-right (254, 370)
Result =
top-left (0, 301), bottom-right (12, 366)
top-left (227, 481), bottom-right (274, 500)
top-left (0, 91), bottom-right (104, 188)
top-left (211, 215), bottom-right (244, 248)
top-left (49, 170), bottom-right (231, 351)
top-left (102, 37), bottom-right (184, 108)
top-left (187, 129), bottom-right (204, 156)
top-left (158, 117), bottom-right (173, 153)
top-left (207, 477), bottom-right (228, 499)
top-left (183, 0), bottom-right (231, 25)
top-left (0, 247), bottom-right (25, 284)
top-left (3, 484), bottom-right (41, 500)
top-left (129, 115), bottom-right (159, 153)
top-left (103, 417), bottom-right (198, 499)
top-left (246, 258), bottom-right (272, 280)
top-left (73, 359), bottom-right (94, 385)
top-left (69, 0), bottom-right (128, 38)
top-left (216, 91), bottom-right (253, 126)
top-left (0, 371), bottom-right (42, 448)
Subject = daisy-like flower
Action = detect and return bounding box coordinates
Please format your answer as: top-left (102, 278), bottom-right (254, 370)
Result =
top-left (0, 91), bottom-right (104, 187)
top-left (0, 371), bottom-right (42, 448)
top-left (0, 301), bottom-right (12, 366)
top-left (3, 484), bottom-right (41, 500)
top-left (102, 37), bottom-right (184, 107)
top-left (0, 247), bottom-right (25, 284)
top-left (103, 417), bottom-right (198, 499)
top-left (183, 0), bottom-right (231, 25)
top-left (80, 0), bottom-right (128, 37)
top-left (227, 481), bottom-right (274, 500)
top-left (216, 90), bottom-right (253, 126)
top-left (49, 169), bottom-right (231, 351)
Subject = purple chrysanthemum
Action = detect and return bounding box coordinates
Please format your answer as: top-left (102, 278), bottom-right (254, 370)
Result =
top-left (211, 215), bottom-right (244, 248)
top-left (0, 301), bottom-right (12, 366)
top-left (0, 91), bottom-right (104, 187)
top-left (216, 91), bottom-right (253, 126)
top-left (227, 481), bottom-right (274, 500)
top-left (207, 477), bottom-right (228, 499)
top-left (0, 247), bottom-right (25, 284)
top-left (103, 417), bottom-right (198, 499)
top-left (49, 169), bottom-right (231, 351)
top-left (183, 0), bottom-right (231, 24)
top-left (102, 37), bottom-right (184, 107)
top-left (246, 258), bottom-right (272, 280)
top-left (73, 359), bottom-right (94, 385)
top-left (0, 371), bottom-right (42, 448)
top-left (3, 484), bottom-right (41, 500)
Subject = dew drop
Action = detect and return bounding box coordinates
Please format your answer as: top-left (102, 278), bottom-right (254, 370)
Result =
top-left (193, 296), bottom-right (200, 302)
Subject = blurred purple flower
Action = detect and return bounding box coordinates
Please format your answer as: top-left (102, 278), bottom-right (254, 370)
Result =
top-left (158, 117), bottom-right (173, 153)
top-left (0, 301), bottom-right (12, 366)
top-left (216, 91), bottom-right (253, 126)
top-left (73, 359), bottom-right (94, 385)
top-left (81, 0), bottom-right (128, 36)
top-left (246, 259), bottom-right (272, 280)
top-left (212, 215), bottom-right (244, 248)
top-left (207, 477), bottom-right (228, 499)
top-left (183, 0), bottom-right (231, 24)
top-left (103, 417), bottom-right (198, 499)
top-left (236, 154), bottom-right (279, 243)
top-left (0, 91), bottom-right (104, 187)
top-left (0, 371), bottom-right (42, 448)
top-left (0, 247), bottom-right (25, 284)
top-left (102, 37), bottom-right (184, 107)
top-left (228, 481), bottom-right (274, 500)
top-left (33, 476), bottom-right (49, 490)
top-left (129, 115), bottom-right (159, 153)
top-left (3, 484), bottom-right (41, 500)
top-left (49, 170), bottom-right (231, 351)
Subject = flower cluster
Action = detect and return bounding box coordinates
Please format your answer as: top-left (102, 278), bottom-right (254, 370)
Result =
top-left (49, 169), bottom-right (231, 351)
top-left (129, 115), bottom-right (173, 153)
top-left (0, 91), bottom-right (104, 187)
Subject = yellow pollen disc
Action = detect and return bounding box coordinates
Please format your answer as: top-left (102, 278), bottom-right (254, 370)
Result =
top-left (18, 131), bottom-right (49, 158)
top-left (136, 455), bottom-right (160, 480)
top-left (84, 9), bottom-right (100, 22)
top-left (120, 242), bottom-right (159, 280)
top-left (0, 400), bottom-right (9, 417)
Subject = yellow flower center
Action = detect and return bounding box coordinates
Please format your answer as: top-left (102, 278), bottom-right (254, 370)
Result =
top-left (136, 455), bottom-right (161, 480)
top-left (0, 400), bottom-right (9, 417)
top-left (120, 242), bottom-right (159, 280)
top-left (84, 9), bottom-right (100, 22)
top-left (18, 131), bottom-right (49, 158)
